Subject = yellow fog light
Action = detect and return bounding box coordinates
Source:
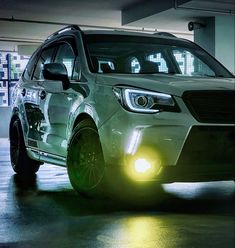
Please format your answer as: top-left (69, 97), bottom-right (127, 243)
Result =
top-left (134, 158), bottom-right (151, 173)
top-left (124, 147), bottom-right (162, 181)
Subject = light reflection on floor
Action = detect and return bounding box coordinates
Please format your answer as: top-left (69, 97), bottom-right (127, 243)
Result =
top-left (0, 138), bottom-right (235, 248)
top-left (162, 181), bottom-right (235, 199)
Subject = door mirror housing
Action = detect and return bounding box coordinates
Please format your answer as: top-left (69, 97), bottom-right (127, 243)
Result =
top-left (42, 63), bottom-right (70, 90)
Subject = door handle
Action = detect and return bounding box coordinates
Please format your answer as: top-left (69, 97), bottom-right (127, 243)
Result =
top-left (21, 88), bottom-right (26, 97)
top-left (39, 90), bottom-right (46, 100)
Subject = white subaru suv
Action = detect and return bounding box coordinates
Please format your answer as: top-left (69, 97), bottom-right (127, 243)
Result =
top-left (9, 25), bottom-right (235, 196)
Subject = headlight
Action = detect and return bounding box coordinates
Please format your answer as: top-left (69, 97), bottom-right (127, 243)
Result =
top-left (113, 87), bottom-right (180, 113)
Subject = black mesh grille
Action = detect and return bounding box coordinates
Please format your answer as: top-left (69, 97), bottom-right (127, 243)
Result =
top-left (183, 91), bottom-right (235, 123)
top-left (176, 126), bottom-right (235, 167)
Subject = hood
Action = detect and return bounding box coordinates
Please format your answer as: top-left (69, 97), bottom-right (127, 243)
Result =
top-left (96, 74), bottom-right (235, 97)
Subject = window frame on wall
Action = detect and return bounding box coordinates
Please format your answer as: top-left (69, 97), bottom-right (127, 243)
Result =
top-left (0, 52), bottom-right (30, 106)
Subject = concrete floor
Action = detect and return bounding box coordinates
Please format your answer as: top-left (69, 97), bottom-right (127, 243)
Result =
top-left (0, 138), bottom-right (234, 248)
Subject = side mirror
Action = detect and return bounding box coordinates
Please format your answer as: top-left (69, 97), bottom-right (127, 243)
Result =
top-left (42, 63), bottom-right (70, 90)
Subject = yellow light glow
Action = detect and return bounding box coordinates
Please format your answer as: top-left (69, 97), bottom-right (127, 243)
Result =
top-left (134, 158), bottom-right (151, 173)
top-left (124, 147), bottom-right (162, 181)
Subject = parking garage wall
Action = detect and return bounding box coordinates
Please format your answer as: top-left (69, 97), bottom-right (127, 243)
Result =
top-left (215, 16), bottom-right (235, 75)
top-left (0, 52), bottom-right (29, 137)
top-left (194, 16), bottom-right (235, 75)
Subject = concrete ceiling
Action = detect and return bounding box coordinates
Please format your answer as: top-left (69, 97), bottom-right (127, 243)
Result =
top-left (122, 0), bottom-right (235, 32)
top-left (0, 0), bottom-right (234, 48)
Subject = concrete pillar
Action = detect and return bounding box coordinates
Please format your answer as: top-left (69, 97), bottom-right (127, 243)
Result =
top-left (215, 16), bottom-right (235, 74)
top-left (194, 16), bottom-right (235, 74)
top-left (194, 17), bottom-right (215, 56)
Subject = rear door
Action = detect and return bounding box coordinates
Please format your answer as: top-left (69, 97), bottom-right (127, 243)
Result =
top-left (22, 46), bottom-right (55, 150)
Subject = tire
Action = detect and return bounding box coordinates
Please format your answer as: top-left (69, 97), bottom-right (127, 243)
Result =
top-left (67, 119), bottom-right (107, 198)
top-left (9, 119), bottom-right (41, 175)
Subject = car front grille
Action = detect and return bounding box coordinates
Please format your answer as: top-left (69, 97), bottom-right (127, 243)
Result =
top-left (183, 90), bottom-right (235, 124)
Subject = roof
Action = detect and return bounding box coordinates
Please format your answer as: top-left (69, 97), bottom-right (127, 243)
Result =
top-left (45, 24), bottom-right (186, 41)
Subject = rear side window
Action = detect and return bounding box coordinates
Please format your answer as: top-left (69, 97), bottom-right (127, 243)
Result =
top-left (32, 46), bottom-right (55, 80)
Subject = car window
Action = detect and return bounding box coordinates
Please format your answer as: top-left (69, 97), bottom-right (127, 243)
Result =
top-left (54, 43), bottom-right (75, 79)
top-left (147, 53), bottom-right (169, 73)
top-left (172, 49), bottom-right (215, 77)
top-left (32, 46), bottom-right (55, 80)
top-left (23, 50), bottom-right (39, 80)
top-left (131, 58), bottom-right (140, 73)
top-left (86, 34), bottom-right (233, 77)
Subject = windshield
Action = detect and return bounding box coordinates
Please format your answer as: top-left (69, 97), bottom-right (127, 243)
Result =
top-left (84, 34), bottom-right (233, 78)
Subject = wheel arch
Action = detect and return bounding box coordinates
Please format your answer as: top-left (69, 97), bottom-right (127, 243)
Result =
top-left (9, 108), bottom-right (27, 145)
top-left (72, 113), bottom-right (97, 131)
top-left (9, 109), bottom-right (20, 137)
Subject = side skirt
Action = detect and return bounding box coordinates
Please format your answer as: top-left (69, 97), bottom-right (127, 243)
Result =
top-left (26, 147), bottom-right (67, 167)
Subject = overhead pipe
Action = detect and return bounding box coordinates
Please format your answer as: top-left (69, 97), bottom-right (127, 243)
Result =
top-left (0, 36), bottom-right (43, 43)
top-left (174, 0), bottom-right (235, 15)
top-left (0, 16), bottom-right (158, 33)
top-left (0, 16), bottom-right (192, 41)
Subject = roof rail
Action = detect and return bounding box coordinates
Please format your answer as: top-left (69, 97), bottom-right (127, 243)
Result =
top-left (154, 32), bottom-right (176, 38)
top-left (46, 25), bottom-right (82, 40)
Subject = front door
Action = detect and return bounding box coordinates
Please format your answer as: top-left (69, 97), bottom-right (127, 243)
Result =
top-left (38, 41), bottom-right (79, 158)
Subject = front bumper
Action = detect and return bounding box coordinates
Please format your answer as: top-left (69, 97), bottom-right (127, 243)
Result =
top-left (158, 126), bottom-right (235, 182)
top-left (98, 108), bottom-right (235, 182)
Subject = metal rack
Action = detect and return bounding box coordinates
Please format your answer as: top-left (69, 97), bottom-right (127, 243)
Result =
top-left (46, 25), bottom-right (82, 40)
